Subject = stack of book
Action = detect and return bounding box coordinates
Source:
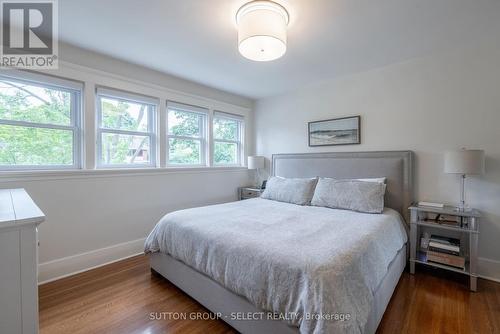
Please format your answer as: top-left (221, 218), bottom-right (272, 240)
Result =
top-left (426, 235), bottom-right (465, 269)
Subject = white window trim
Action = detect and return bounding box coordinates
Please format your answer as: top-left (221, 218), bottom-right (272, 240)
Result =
top-left (212, 111), bottom-right (245, 167)
top-left (96, 87), bottom-right (158, 168)
top-left (0, 71), bottom-right (83, 170)
top-left (166, 101), bottom-right (209, 167)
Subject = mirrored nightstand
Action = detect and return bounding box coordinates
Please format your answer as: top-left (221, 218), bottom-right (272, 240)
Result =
top-left (238, 187), bottom-right (263, 200)
top-left (409, 204), bottom-right (480, 291)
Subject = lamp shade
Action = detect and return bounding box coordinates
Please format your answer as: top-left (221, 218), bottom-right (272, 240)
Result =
top-left (236, 1), bottom-right (289, 62)
top-left (444, 149), bottom-right (485, 175)
top-left (247, 156), bottom-right (265, 169)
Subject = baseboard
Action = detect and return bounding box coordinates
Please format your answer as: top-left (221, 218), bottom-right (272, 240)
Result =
top-left (38, 238), bottom-right (145, 284)
top-left (478, 257), bottom-right (500, 283)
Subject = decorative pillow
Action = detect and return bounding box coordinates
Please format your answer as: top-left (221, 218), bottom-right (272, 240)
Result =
top-left (311, 178), bottom-right (386, 213)
top-left (261, 176), bottom-right (318, 205)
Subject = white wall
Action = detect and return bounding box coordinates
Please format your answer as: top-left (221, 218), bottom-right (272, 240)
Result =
top-left (0, 45), bottom-right (254, 283)
top-left (1, 169), bottom-right (250, 282)
top-left (254, 44), bottom-right (500, 281)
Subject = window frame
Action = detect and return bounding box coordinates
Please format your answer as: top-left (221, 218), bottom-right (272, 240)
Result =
top-left (212, 111), bottom-right (244, 167)
top-left (166, 101), bottom-right (208, 167)
top-left (96, 87), bottom-right (158, 169)
top-left (0, 71), bottom-right (83, 171)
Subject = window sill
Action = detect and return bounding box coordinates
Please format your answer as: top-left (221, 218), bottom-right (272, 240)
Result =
top-left (0, 166), bottom-right (249, 182)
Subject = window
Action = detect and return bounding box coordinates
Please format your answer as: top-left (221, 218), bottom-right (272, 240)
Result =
top-left (0, 71), bottom-right (82, 169)
top-left (96, 88), bottom-right (157, 167)
top-left (212, 111), bottom-right (244, 165)
top-left (0, 71), bottom-right (246, 172)
top-left (167, 102), bottom-right (207, 166)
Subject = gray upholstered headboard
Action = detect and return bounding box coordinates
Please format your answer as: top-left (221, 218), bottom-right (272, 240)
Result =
top-left (272, 151), bottom-right (414, 223)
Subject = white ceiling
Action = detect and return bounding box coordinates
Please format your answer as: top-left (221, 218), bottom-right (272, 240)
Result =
top-left (59, 0), bottom-right (500, 99)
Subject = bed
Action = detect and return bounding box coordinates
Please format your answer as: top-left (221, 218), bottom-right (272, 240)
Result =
top-left (145, 151), bottom-right (414, 334)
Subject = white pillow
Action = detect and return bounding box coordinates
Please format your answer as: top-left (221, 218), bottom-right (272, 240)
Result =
top-left (311, 178), bottom-right (386, 213)
top-left (261, 176), bottom-right (318, 205)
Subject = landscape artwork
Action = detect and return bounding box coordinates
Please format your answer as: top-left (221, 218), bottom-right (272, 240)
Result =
top-left (308, 116), bottom-right (360, 146)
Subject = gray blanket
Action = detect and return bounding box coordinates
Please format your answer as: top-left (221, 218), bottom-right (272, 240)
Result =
top-left (144, 198), bottom-right (407, 333)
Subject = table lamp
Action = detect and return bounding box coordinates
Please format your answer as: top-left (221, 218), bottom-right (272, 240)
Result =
top-left (444, 149), bottom-right (485, 211)
top-left (247, 156), bottom-right (265, 188)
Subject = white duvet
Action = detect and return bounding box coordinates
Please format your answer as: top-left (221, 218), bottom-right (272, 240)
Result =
top-left (144, 198), bottom-right (407, 333)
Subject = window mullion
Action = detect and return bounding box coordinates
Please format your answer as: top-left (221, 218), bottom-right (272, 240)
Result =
top-left (200, 113), bottom-right (206, 166)
top-left (159, 98), bottom-right (167, 167)
top-left (72, 91), bottom-right (81, 169)
top-left (94, 92), bottom-right (102, 169)
top-left (167, 134), bottom-right (203, 141)
top-left (239, 120), bottom-right (244, 166)
top-left (213, 139), bottom-right (240, 144)
top-left (0, 119), bottom-right (76, 131)
top-left (99, 130), bottom-right (153, 137)
top-left (99, 128), bottom-right (151, 137)
top-left (148, 105), bottom-right (155, 167)
top-left (208, 109), bottom-right (214, 167)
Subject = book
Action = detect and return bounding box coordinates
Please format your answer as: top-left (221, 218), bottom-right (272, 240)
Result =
top-left (430, 235), bottom-right (459, 246)
top-left (427, 250), bottom-right (465, 269)
top-left (428, 246), bottom-right (459, 256)
top-left (437, 214), bottom-right (461, 224)
top-left (430, 235), bottom-right (460, 245)
top-left (428, 241), bottom-right (460, 253)
top-left (428, 235), bottom-right (460, 253)
top-left (418, 201), bottom-right (444, 208)
top-left (423, 214), bottom-right (462, 227)
top-left (436, 219), bottom-right (460, 227)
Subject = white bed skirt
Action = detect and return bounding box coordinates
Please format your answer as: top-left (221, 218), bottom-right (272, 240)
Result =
top-left (150, 243), bottom-right (406, 334)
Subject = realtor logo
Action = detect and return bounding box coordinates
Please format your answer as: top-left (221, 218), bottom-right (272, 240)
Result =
top-left (1, 0), bottom-right (58, 68)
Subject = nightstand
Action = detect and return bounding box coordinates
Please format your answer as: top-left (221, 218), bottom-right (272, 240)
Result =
top-left (238, 187), bottom-right (263, 200)
top-left (409, 204), bottom-right (480, 291)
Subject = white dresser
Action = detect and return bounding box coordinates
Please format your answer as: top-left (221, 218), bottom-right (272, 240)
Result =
top-left (0, 189), bottom-right (45, 334)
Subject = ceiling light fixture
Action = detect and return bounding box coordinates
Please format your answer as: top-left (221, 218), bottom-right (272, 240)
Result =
top-left (236, 0), bottom-right (289, 62)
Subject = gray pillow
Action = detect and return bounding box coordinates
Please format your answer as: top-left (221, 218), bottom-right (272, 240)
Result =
top-left (261, 176), bottom-right (318, 205)
top-left (311, 178), bottom-right (386, 213)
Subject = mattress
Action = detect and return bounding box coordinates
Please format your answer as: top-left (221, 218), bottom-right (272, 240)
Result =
top-left (145, 198), bottom-right (407, 333)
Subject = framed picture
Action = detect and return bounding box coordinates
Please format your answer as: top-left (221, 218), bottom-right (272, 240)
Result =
top-left (308, 116), bottom-right (361, 147)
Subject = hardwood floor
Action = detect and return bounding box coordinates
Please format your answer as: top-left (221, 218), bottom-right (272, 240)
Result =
top-left (39, 255), bottom-right (500, 334)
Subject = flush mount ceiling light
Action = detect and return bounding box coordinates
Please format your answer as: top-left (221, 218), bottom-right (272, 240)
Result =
top-left (236, 0), bottom-right (289, 62)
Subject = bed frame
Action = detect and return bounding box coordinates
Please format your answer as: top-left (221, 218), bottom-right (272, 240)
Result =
top-left (151, 151), bottom-right (414, 334)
